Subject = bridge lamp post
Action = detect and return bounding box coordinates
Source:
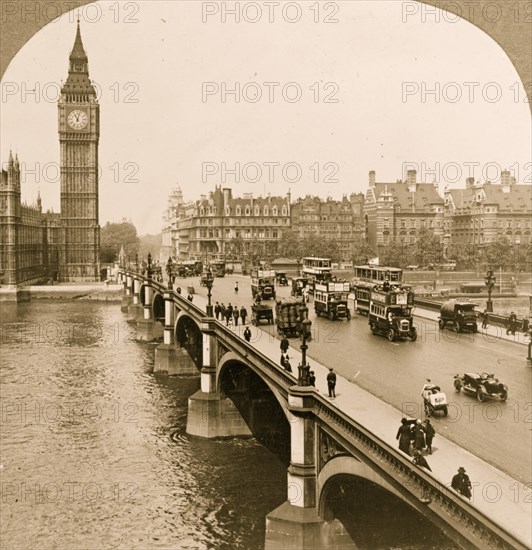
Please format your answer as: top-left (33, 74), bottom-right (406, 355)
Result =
top-left (147, 252), bottom-right (153, 280)
top-left (298, 306), bottom-right (312, 386)
top-left (204, 270), bottom-right (214, 317)
top-left (485, 268), bottom-right (496, 313)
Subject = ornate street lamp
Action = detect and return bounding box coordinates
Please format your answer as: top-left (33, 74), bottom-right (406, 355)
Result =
top-left (485, 268), bottom-right (496, 313)
top-left (297, 304), bottom-right (312, 386)
top-left (205, 269), bottom-right (214, 317)
top-left (147, 252), bottom-right (152, 279)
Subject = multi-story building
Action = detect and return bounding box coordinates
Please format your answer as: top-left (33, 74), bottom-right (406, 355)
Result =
top-left (290, 195), bottom-right (364, 260)
top-left (443, 171), bottom-right (532, 248)
top-left (0, 22), bottom-right (100, 286)
top-left (363, 169), bottom-right (445, 250)
top-left (161, 185), bottom-right (184, 260)
top-left (172, 186), bottom-right (290, 260)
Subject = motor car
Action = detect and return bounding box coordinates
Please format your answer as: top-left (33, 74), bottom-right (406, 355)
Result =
top-left (406, 265), bottom-right (419, 271)
top-left (421, 379), bottom-right (448, 416)
top-left (453, 372), bottom-right (508, 402)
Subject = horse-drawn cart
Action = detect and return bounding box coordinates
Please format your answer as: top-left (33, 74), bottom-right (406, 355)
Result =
top-left (251, 304), bottom-right (274, 326)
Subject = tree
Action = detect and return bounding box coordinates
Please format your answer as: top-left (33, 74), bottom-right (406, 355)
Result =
top-left (100, 221), bottom-right (139, 263)
top-left (138, 233), bottom-right (162, 260)
top-left (379, 242), bottom-right (409, 267)
top-left (351, 241), bottom-right (376, 265)
top-left (277, 230), bottom-right (305, 261)
top-left (412, 228), bottom-right (444, 267)
top-left (484, 236), bottom-right (513, 269)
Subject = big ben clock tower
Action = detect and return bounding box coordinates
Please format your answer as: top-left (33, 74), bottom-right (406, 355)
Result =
top-left (58, 21), bottom-right (100, 282)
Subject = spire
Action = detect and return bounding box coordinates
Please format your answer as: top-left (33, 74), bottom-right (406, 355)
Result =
top-left (14, 154), bottom-right (19, 170)
top-left (69, 19), bottom-right (88, 64)
top-left (8, 150), bottom-right (14, 167)
top-left (61, 22), bottom-right (96, 98)
top-left (37, 188), bottom-right (42, 210)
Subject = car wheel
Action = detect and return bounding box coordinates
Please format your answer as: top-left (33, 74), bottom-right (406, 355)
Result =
top-left (328, 311), bottom-right (334, 321)
top-left (500, 391), bottom-right (508, 402)
top-left (476, 387), bottom-right (486, 402)
top-left (370, 324), bottom-right (378, 335)
top-left (443, 406), bottom-right (448, 417)
top-left (387, 328), bottom-right (395, 342)
top-left (438, 319), bottom-right (445, 330)
top-left (346, 311), bottom-right (351, 321)
top-left (410, 328), bottom-right (417, 342)
top-left (454, 379), bottom-right (462, 393)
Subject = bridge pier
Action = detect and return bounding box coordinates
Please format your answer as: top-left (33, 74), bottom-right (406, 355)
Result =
top-left (127, 278), bottom-right (143, 322)
top-left (136, 283), bottom-right (163, 341)
top-left (154, 293), bottom-right (197, 375)
top-left (265, 387), bottom-right (322, 549)
top-left (186, 320), bottom-right (252, 438)
top-left (121, 274), bottom-right (133, 312)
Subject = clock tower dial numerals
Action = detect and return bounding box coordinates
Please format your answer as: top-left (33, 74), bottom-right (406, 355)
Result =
top-left (67, 109), bottom-right (88, 130)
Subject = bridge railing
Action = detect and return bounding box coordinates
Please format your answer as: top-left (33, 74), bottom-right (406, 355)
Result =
top-left (308, 391), bottom-right (527, 550)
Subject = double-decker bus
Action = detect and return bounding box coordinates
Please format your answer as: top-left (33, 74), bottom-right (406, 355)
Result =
top-left (211, 259), bottom-right (226, 277)
top-left (301, 257), bottom-right (333, 293)
top-left (352, 265), bottom-right (403, 315)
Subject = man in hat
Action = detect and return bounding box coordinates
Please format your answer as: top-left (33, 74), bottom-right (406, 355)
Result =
top-left (327, 368), bottom-right (337, 398)
top-left (451, 467), bottom-right (472, 500)
top-left (243, 326), bottom-right (252, 342)
top-left (309, 370), bottom-right (316, 387)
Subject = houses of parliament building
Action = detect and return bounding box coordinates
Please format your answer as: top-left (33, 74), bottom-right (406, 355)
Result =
top-left (0, 22), bottom-right (100, 286)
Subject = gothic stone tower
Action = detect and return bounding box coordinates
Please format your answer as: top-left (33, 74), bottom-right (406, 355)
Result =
top-left (58, 21), bottom-right (100, 282)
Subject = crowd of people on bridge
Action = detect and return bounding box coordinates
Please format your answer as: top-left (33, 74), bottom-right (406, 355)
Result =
top-left (213, 302), bottom-right (248, 327)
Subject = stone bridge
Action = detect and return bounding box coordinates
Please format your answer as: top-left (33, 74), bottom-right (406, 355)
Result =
top-left (118, 269), bottom-right (527, 550)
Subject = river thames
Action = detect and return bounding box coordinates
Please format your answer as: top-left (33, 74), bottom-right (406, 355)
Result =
top-left (1, 300), bottom-right (457, 549)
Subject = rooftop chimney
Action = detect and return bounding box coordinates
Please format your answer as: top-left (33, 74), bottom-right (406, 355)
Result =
top-left (466, 177), bottom-right (475, 188)
top-left (407, 169), bottom-right (417, 192)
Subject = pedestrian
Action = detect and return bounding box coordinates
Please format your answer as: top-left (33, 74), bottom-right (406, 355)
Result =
top-left (507, 311), bottom-right (517, 335)
top-left (423, 419), bottom-right (435, 454)
top-left (326, 367), bottom-right (336, 398)
top-left (481, 309), bottom-right (488, 329)
top-left (187, 294), bottom-right (193, 302)
top-left (280, 352), bottom-right (292, 372)
top-left (412, 450), bottom-right (432, 472)
top-left (176, 286), bottom-right (182, 294)
top-left (240, 305), bottom-right (248, 325)
top-left (220, 303), bottom-right (226, 321)
top-left (451, 467), bottom-right (472, 500)
top-left (280, 337), bottom-right (289, 354)
top-left (214, 301), bottom-right (221, 320)
top-left (522, 317), bottom-right (529, 335)
top-left (309, 370), bottom-right (316, 387)
top-left (413, 419), bottom-right (426, 452)
top-left (396, 418), bottom-right (412, 456)
top-left (243, 326), bottom-right (252, 342)
top-left (234, 281), bottom-right (239, 293)
top-left (224, 306), bottom-right (232, 326)
top-left (232, 306), bottom-right (240, 326)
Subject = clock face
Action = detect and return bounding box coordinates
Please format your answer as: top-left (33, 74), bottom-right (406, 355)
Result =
top-left (67, 109), bottom-right (88, 130)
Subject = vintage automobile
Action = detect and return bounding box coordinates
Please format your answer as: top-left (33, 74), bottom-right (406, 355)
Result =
top-left (275, 272), bottom-right (288, 286)
top-left (291, 277), bottom-right (308, 297)
top-left (439, 300), bottom-right (478, 333)
top-left (421, 379), bottom-right (448, 417)
top-left (453, 372), bottom-right (508, 402)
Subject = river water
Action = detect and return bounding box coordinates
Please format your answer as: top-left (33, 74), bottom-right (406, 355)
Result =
top-left (0, 301), bottom-right (456, 549)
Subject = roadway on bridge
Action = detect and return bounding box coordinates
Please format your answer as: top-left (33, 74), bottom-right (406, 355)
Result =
top-left (178, 274), bottom-right (531, 485)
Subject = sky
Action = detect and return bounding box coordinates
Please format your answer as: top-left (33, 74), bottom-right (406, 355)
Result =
top-left (1, 0), bottom-right (530, 235)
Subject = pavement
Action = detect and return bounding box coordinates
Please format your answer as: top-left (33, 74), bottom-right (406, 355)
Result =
top-left (188, 289), bottom-right (532, 547)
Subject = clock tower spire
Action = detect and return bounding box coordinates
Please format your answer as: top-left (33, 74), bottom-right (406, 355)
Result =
top-left (58, 21), bottom-right (100, 282)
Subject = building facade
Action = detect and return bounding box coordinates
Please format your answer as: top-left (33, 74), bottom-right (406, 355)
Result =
top-left (443, 171), bottom-right (532, 248)
top-left (167, 186), bottom-right (291, 261)
top-left (290, 195), bottom-right (364, 261)
top-left (161, 185), bottom-right (184, 260)
top-left (363, 169), bottom-right (445, 251)
top-left (0, 23), bottom-right (100, 286)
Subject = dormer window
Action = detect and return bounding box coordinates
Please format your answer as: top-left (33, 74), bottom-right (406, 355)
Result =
top-left (254, 206), bottom-right (260, 216)
top-left (264, 206), bottom-right (269, 216)
top-left (281, 206), bottom-right (287, 216)
top-left (245, 206), bottom-right (250, 216)
top-left (272, 206), bottom-right (278, 216)
top-left (225, 207), bottom-right (231, 215)
top-left (200, 206), bottom-right (204, 216)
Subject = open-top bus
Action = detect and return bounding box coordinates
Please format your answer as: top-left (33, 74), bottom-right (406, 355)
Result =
top-left (301, 257), bottom-right (333, 293)
top-left (352, 265), bottom-right (403, 314)
top-left (211, 259), bottom-right (226, 277)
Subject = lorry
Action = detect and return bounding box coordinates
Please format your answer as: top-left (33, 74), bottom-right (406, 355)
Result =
top-left (439, 300), bottom-right (478, 333)
top-left (250, 267), bottom-right (276, 300)
top-left (314, 282), bottom-right (351, 321)
top-left (368, 285), bottom-right (417, 342)
top-left (275, 297), bottom-right (308, 338)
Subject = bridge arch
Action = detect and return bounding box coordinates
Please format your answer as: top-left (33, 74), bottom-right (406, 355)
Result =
top-left (174, 311), bottom-right (203, 369)
top-left (152, 291), bottom-right (165, 324)
top-left (217, 353), bottom-right (291, 459)
top-left (318, 456), bottom-right (404, 520)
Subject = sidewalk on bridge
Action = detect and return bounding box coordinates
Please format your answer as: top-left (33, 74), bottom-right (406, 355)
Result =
top-left (413, 307), bottom-right (529, 347)
top-left (189, 291), bottom-right (531, 547)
